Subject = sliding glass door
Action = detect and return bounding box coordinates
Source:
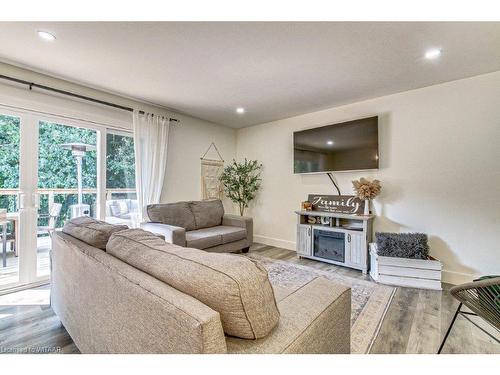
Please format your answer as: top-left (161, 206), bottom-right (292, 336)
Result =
top-left (0, 105), bottom-right (136, 292)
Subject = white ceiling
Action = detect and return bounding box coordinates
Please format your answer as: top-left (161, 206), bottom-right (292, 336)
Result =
top-left (0, 22), bottom-right (499, 128)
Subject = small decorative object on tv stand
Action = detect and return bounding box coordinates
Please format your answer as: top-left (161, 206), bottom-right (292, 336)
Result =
top-left (352, 177), bottom-right (381, 216)
top-left (295, 207), bottom-right (374, 274)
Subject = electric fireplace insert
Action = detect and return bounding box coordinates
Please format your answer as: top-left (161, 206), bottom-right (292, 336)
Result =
top-left (313, 229), bottom-right (345, 263)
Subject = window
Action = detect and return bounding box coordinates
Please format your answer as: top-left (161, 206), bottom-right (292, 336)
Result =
top-left (105, 131), bottom-right (138, 227)
top-left (38, 121), bottom-right (98, 227)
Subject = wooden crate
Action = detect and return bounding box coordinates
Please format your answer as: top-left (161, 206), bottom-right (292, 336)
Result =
top-left (369, 243), bottom-right (442, 290)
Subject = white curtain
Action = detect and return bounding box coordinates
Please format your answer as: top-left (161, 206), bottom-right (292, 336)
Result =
top-left (133, 110), bottom-right (170, 221)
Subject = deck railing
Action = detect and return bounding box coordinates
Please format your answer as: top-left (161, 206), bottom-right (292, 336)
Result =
top-left (0, 188), bottom-right (136, 210)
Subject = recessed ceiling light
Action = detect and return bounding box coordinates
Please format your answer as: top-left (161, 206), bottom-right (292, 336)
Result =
top-left (327, 140), bottom-right (334, 145)
top-left (425, 48), bottom-right (442, 60)
top-left (37, 30), bottom-right (56, 41)
top-left (236, 107), bottom-right (245, 114)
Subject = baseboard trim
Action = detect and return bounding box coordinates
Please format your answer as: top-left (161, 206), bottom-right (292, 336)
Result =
top-left (441, 269), bottom-right (474, 285)
top-left (253, 235), bottom-right (296, 251)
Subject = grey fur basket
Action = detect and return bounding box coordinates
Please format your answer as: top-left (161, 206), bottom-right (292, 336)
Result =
top-left (375, 232), bottom-right (429, 260)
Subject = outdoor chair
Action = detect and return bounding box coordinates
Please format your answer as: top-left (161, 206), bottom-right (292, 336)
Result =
top-left (438, 276), bottom-right (500, 353)
top-left (0, 221), bottom-right (16, 267)
top-left (37, 203), bottom-right (63, 238)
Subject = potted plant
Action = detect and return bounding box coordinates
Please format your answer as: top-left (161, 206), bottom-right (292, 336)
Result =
top-left (220, 159), bottom-right (262, 216)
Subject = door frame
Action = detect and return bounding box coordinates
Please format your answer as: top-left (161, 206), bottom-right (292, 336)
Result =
top-left (0, 107), bottom-right (37, 290)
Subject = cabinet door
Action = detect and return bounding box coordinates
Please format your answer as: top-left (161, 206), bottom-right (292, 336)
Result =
top-left (296, 225), bottom-right (312, 256)
top-left (346, 232), bottom-right (364, 266)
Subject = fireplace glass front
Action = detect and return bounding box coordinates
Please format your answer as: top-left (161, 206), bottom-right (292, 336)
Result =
top-left (313, 229), bottom-right (345, 263)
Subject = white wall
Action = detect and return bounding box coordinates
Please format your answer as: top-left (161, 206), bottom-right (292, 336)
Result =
top-left (0, 62), bottom-right (237, 209)
top-left (161, 116), bottom-right (236, 208)
top-left (236, 71), bottom-right (500, 284)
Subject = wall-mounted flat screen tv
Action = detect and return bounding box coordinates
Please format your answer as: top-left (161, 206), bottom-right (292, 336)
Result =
top-left (293, 116), bottom-right (379, 173)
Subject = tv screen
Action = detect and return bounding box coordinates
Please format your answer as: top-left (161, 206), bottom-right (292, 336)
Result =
top-left (293, 116), bottom-right (379, 173)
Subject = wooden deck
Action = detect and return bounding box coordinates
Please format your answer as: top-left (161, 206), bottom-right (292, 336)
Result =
top-left (0, 236), bottom-right (51, 288)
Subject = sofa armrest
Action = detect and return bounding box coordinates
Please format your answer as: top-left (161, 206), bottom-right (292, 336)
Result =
top-left (140, 222), bottom-right (186, 247)
top-left (222, 214), bottom-right (253, 245)
top-left (226, 277), bottom-right (351, 354)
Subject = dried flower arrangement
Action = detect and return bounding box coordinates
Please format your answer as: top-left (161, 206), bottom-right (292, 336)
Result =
top-left (352, 177), bottom-right (381, 201)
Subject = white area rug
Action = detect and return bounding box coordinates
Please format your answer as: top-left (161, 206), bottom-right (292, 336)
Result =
top-left (247, 253), bottom-right (396, 353)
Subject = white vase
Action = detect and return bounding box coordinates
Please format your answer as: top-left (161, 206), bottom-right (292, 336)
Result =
top-left (364, 200), bottom-right (370, 215)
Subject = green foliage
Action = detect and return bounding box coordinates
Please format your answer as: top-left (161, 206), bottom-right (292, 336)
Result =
top-left (38, 121), bottom-right (97, 189)
top-left (0, 115), bottom-right (20, 212)
top-left (220, 159), bottom-right (262, 216)
top-left (106, 133), bottom-right (136, 189)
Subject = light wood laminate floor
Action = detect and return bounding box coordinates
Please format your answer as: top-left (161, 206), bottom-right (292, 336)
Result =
top-left (0, 244), bottom-right (498, 354)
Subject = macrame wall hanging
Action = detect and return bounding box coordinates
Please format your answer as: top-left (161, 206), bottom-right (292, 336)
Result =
top-left (200, 142), bottom-right (224, 200)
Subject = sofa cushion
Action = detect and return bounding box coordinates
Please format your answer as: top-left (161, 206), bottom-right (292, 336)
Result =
top-left (185, 228), bottom-right (223, 249)
top-left (107, 229), bottom-right (280, 339)
top-left (117, 200), bottom-right (130, 215)
top-left (217, 226), bottom-right (247, 244)
top-left (109, 201), bottom-right (122, 217)
top-left (108, 199), bottom-right (130, 217)
top-left (189, 200), bottom-right (224, 229)
top-left (62, 217), bottom-right (128, 250)
top-left (185, 226), bottom-right (247, 249)
top-left (147, 202), bottom-right (196, 231)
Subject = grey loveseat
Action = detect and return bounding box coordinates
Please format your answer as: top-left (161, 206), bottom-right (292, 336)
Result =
top-left (141, 199), bottom-right (252, 253)
top-left (51, 217), bottom-right (351, 354)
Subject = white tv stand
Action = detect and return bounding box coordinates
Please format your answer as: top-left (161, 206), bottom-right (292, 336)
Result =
top-left (295, 210), bottom-right (374, 274)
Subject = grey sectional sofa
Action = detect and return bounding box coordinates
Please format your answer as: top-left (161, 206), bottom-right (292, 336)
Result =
top-left (51, 218), bottom-right (351, 354)
top-left (141, 199), bottom-right (252, 253)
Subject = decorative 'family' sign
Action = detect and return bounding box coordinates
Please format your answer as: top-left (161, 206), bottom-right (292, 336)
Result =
top-left (307, 194), bottom-right (365, 215)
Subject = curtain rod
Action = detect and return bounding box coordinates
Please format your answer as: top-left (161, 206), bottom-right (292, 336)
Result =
top-left (0, 74), bottom-right (179, 123)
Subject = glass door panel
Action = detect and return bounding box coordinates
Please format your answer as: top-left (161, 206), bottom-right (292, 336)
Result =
top-left (37, 120), bottom-right (97, 277)
top-left (0, 114), bottom-right (20, 288)
top-left (105, 131), bottom-right (137, 227)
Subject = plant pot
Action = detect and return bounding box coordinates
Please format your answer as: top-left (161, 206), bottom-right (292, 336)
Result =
top-left (364, 200), bottom-right (370, 215)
